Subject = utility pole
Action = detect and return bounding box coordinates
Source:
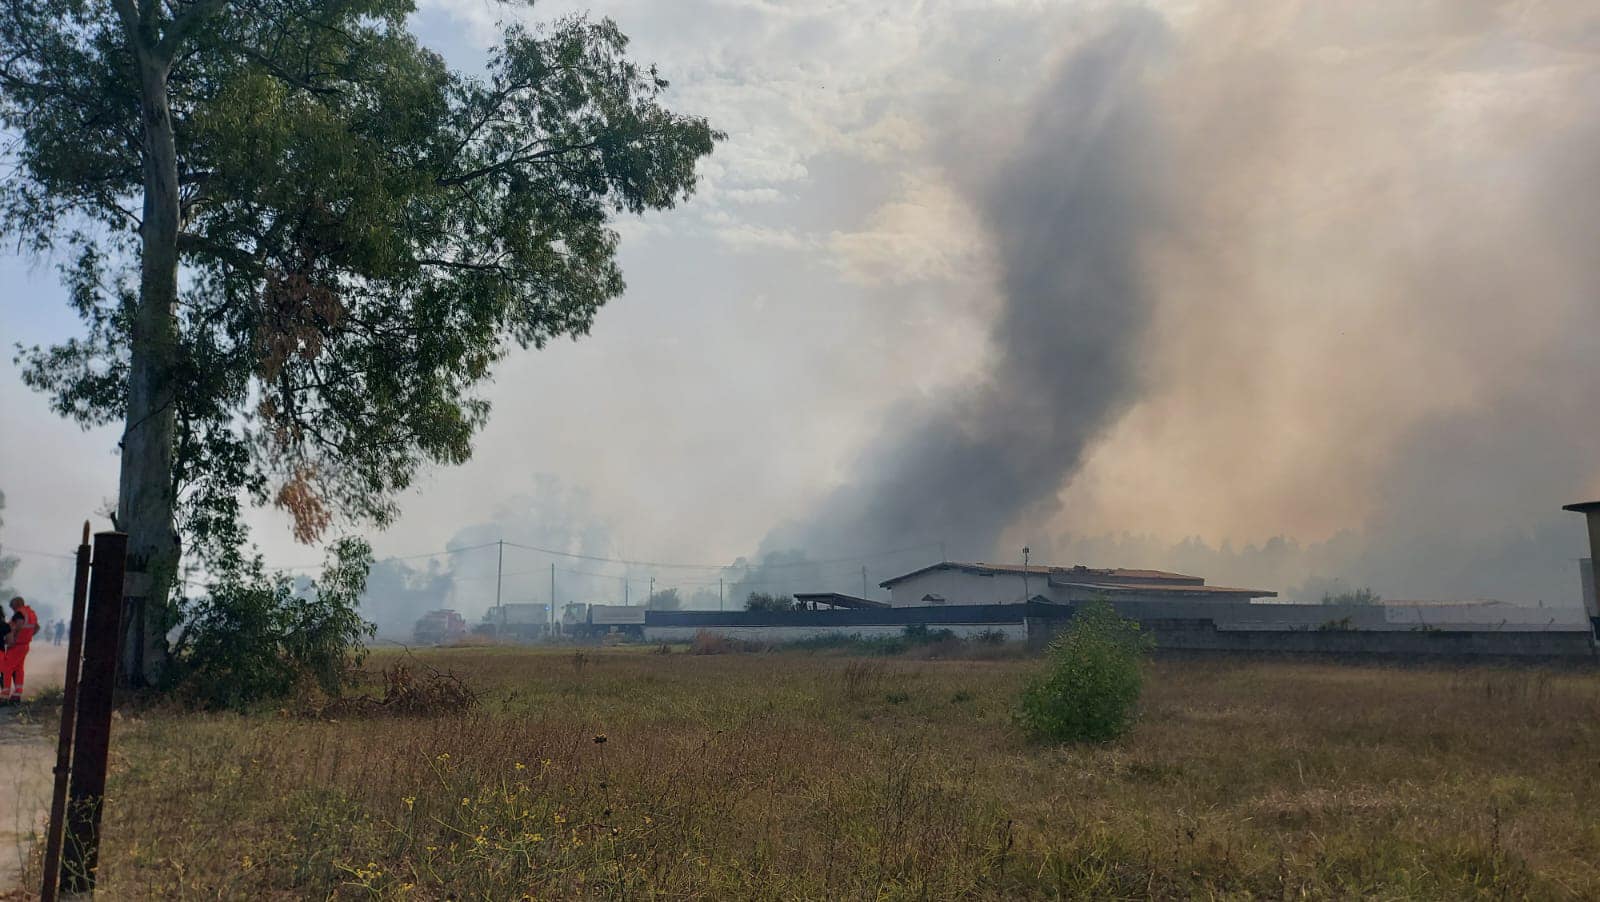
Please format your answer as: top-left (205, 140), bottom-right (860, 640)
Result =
top-left (494, 540), bottom-right (503, 611)
top-left (624, 579), bottom-right (629, 607)
top-left (719, 578), bottom-right (724, 611)
top-left (861, 565), bottom-right (868, 598)
top-left (550, 563), bottom-right (556, 635)
top-left (649, 576), bottom-right (655, 607)
top-left (1022, 545), bottom-right (1031, 603)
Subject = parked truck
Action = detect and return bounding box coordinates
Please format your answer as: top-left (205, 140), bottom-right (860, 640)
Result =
top-left (561, 603), bottom-right (646, 641)
top-left (479, 603), bottom-right (551, 642)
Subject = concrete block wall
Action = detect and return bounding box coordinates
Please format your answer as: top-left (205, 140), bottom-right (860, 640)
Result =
top-left (1026, 613), bottom-right (1598, 660)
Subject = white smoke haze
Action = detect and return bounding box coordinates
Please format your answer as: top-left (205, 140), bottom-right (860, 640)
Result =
top-left (347, 1), bottom-right (1600, 620)
top-left (44, 0), bottom-right (1580, 623)
top-left (751, 1), bottom-right (1600, 605)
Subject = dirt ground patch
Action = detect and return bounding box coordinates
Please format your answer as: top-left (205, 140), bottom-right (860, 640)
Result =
top-left (0, 644), bottom-right (71, 896)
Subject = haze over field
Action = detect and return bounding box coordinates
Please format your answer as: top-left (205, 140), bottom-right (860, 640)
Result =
top-left (4, 1), bottom-right (1598, 626)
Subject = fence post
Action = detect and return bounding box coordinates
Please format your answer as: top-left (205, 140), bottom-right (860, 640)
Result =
top-left (40, 523), bottom-right (92, 901)
top-left (61, 530), bottom-right (127, 895)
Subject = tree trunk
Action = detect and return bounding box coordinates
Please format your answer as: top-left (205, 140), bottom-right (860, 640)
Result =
top-left (116, 51), bottom-right (183, 688)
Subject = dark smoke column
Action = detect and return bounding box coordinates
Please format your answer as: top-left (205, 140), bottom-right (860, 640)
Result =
top-left (768, 11), bottom-right (1172, 562)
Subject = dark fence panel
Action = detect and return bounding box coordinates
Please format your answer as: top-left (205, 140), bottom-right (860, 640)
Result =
top-left (646, 603), bottom-right (1034, 628)
top-left (1025, 610), bottom-right (1597, 660)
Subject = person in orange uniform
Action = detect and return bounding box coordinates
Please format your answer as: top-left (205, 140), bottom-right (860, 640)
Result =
top-left (2, 597), bottom-right (39, 703)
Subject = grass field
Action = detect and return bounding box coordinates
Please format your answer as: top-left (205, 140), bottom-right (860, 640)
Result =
top-left (34, 646), bottom-right (1600, 899)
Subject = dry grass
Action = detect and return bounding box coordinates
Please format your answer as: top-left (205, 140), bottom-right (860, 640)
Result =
top-left (34, 650), bottom-right (1600, 899)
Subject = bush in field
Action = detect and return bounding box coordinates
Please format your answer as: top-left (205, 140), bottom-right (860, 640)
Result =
top-left (1017, 600), bottom-right (1149, 743)
top-left (901, 624), bottom-right (958, 644)
top-left (745, 591), bottom-right (800, 612)
top-left (168, 538), bottom-right (374, 709)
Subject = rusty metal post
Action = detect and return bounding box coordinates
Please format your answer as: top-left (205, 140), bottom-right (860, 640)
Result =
top-left (40, 523), bottom-right (92, 902)
top-left (61, 531), bottom-right (127, 895)
top-left (1562, 501), bottom-right (1600, 639)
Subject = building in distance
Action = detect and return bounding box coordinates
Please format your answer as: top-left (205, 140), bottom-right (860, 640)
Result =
top-left (878, 560), bottom-right (1277, 608)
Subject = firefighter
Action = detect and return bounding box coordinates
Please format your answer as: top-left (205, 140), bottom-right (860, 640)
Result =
top-left (2, 597), bottom-right (38, 703)
top-left (0, 614), bottom-right (10, 700)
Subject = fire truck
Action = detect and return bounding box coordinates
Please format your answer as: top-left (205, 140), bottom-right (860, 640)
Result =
top-left (412, 609), bottom-right (468, 646)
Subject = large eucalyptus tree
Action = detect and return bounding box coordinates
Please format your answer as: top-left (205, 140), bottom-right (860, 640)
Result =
top-left (1, 0), bottom-right (717, 683)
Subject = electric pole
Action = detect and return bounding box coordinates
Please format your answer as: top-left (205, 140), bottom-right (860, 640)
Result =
top-left (649, 576), bottom-right (655, 607)
top-left (1022, 545), bottom-right (1031, 603)
top-left (550, 563), bottom-right (556, 635)
top-left (719, 578), bottom-right (724, 611)
top-left (861, 565), bottom-right (868, 598)
top-left (495, 540), bottom-right (503, 610)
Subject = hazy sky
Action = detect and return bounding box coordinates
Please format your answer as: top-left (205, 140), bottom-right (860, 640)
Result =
top-left (4, 0), bottom-right (1599, 612)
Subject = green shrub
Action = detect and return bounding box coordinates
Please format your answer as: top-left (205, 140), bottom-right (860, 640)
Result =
top-left (902, 624), bottom-right (957, 644)
top-left (168, 537), bottom-right (374, 709)
top-left (744, 591), bottom-right (800, 612)
top-left (1016, 600), bottom-right (1149, 743)
top-left (1321, 587), bottom-right (1381, 606)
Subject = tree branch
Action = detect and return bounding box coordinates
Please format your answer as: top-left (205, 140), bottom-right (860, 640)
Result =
top-left (110, 0), bottom-right (148, 60)
top-left (178, 231), bottom-right (263, 272)
top-left (435, 140), bottom-right (601, 187)
top-left (155, 0), bottom-right (231, 63)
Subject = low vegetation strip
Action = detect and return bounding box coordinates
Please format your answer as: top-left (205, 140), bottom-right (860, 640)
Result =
top-left (33, 650), bottom-right (1600, 898)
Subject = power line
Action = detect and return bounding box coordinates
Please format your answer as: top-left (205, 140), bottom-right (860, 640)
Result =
top-left (500, 539), bottom-right (938, 571)
top-left (266, 540), bottom-right (503, 573)
top-left (221, 537), bottom-right (941, 583)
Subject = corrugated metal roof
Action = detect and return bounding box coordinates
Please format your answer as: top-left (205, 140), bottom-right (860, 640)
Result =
top-left (879, 560), bottom-right (1204, 588)
top-left (878, 561), bottom-right (1044, 587)
top-left (793, 592), bottom-right (890, 610)
top-left (964, 562), bottom-right (1055, 575)
top-left (1055, 580), bottom-right (1277, 598)
top-left (1053, 565), bottom-right (1203, 584)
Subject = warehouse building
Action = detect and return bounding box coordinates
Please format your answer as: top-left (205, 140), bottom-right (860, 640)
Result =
top-left (878, 561), bottom-right (1276, 608)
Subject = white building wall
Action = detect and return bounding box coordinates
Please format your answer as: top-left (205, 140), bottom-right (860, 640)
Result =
top-left (885, 569), bottom-right (1046, 607)
top-left (644, 623), bottom-right (1028, 643)
top-left (1582, 559), bottom-right (1596, 619)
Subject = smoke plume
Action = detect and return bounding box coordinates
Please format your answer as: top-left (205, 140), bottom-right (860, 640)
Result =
top-left (764, 1), bottom-right (1600, 605)
top-left (765, 10), bottom-right (1173, 562)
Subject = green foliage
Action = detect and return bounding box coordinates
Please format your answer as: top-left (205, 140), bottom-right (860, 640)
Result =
top-left (744, 592), bottom-right (800, 612)
top-left (0, 1), bottom-right (718, 561)
top-left (901, 623), bottom-right (958, 643)
top-left (169, 537), bottom-right (374, 709)
top-left (1017, 601), bottom-right (1149, 743)
top-left (1322, 587), bottom-right (1382, 606)
top-left (645, 588), bottom-right (681, 611)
